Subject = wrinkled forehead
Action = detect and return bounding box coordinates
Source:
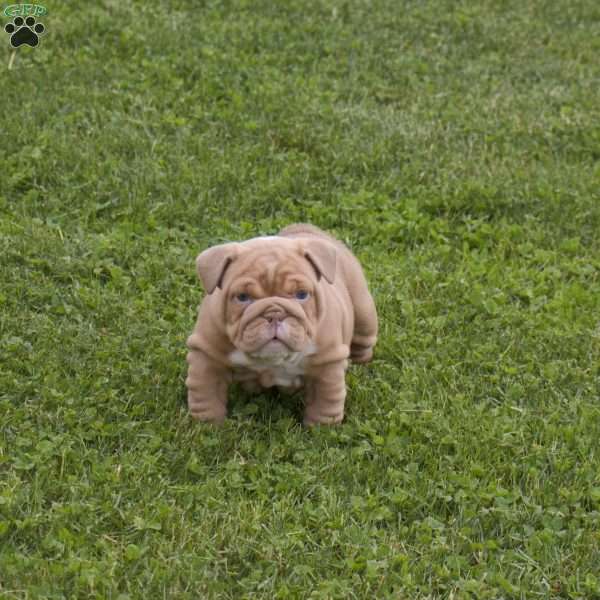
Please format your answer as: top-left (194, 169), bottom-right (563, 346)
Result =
top-left (226, 238), bottom-right (315, 292)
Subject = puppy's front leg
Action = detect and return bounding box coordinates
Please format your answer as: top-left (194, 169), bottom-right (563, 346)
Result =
top-left (185, 349), bottom-right (229, 423)
top-left (303, 361), bottom-right (348, 426)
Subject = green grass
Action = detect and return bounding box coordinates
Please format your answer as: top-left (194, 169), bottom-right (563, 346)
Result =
top-left (2, 0), bottom-right (600, 597)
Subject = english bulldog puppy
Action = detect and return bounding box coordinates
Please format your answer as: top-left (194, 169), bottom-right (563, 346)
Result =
top-left (185, 224), bottom-right (377, 425)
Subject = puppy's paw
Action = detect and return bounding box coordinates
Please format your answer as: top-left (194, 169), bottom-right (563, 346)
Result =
top-left (188, 395), bottom-right (226, 423)
top-left (303, 403), bottom-right (344, 426)
top-left (349, 343), bottom-right (373, 364)
top-left (189, 409), bottom-right (226, 424)
top-left (303, 413), bottom-right (344, 426)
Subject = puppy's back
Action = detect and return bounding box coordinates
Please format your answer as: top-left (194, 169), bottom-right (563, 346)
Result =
top-left (278, 223), bottom-right (337, 244)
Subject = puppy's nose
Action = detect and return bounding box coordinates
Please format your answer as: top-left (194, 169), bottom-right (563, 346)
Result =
top-left (264, 308), bottom-right (285, 323)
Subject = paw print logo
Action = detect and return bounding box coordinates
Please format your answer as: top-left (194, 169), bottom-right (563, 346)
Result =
top-left (5, 15), bottom-right (45, 48)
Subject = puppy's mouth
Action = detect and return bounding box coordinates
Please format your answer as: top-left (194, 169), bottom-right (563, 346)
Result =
top-left (260, 335), bottom-right (289, 350)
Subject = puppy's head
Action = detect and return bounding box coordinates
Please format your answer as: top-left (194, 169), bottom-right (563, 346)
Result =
top-left (196, 236), bottom-right (336, 357)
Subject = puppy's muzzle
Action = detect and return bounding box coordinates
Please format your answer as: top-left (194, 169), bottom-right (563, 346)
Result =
top-left (263, 306), bottom-right (286, 325)
top-left (239, 299), bottom-right (304, 330)
top-left (235, 298), bottom-right (314, 352)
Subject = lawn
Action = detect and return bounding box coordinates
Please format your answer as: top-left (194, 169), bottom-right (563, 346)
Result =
top-left (1, 0), bottom-right (600, 598)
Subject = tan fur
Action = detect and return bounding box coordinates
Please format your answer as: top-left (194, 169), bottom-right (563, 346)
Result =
top-left (185, 224), bottom-right (378, 425)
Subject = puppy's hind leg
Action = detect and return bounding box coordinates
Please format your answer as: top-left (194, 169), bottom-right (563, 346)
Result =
top-left (350, 290), bottom-right (378, 363)
top-left (342, 255), bottom-right (378, 363)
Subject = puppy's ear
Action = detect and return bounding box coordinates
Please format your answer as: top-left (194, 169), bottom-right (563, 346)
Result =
top-left (196, 243), bottom-right (241, 293)
top-left (303, 239), bottom-right (336, 284)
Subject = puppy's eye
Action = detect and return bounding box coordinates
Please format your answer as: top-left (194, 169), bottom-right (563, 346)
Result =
top-left (294, 290), bottom-right (309, 301)
top-left (234, 293), bottom-right (252, 303)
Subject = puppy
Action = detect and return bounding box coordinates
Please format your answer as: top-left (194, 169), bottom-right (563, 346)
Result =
top-left (185, 224), bottom-right (377, 425)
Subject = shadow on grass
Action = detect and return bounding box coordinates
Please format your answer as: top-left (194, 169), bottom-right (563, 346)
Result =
top-left (228, 384), bottom-right (305, 426)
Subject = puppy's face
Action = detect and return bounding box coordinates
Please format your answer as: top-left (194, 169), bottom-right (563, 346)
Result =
top-left (196, 237), bottom-right (336, 357)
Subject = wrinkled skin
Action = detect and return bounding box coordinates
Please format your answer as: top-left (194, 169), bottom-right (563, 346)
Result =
top-left (186, 224), bottom-right (378, 425)
top-left (225, 251), bottom-right (318, 356)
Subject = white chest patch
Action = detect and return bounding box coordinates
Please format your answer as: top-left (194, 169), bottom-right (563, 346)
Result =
top-left (228, 344), bottom-right (316, 388)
